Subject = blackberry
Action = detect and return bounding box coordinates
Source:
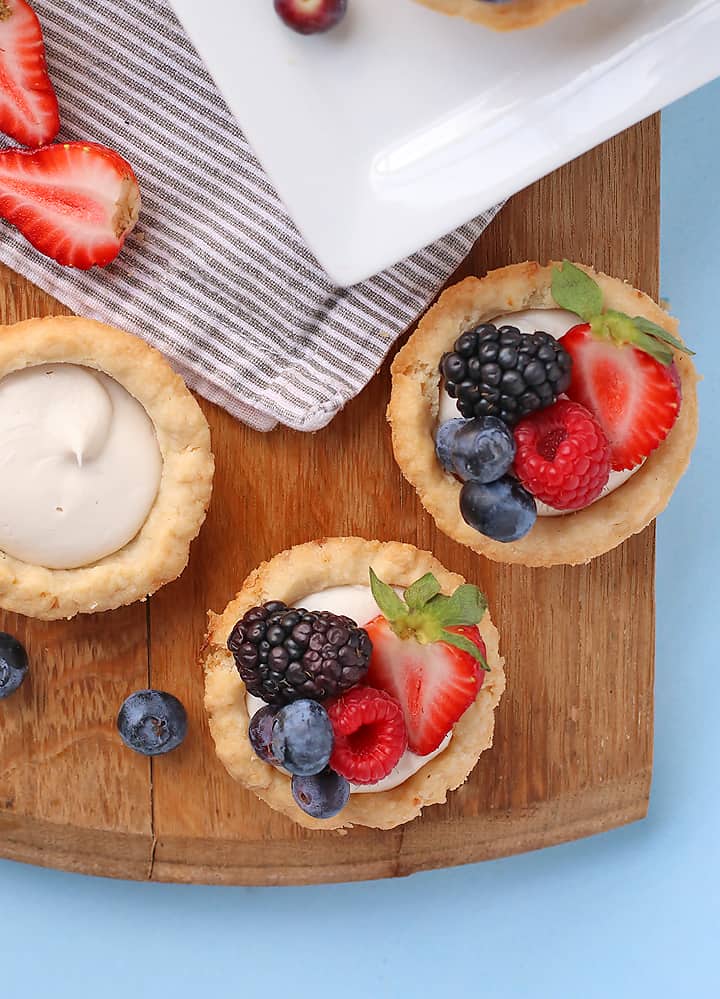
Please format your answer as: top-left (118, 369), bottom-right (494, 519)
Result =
top-left (228, 601), bottom-right (372, 706)
top-left (440, 324), bottom-right (572, 426)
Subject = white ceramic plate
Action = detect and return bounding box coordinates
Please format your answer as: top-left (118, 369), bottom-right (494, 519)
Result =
top-left (171, 0), bottom-right (720, 286)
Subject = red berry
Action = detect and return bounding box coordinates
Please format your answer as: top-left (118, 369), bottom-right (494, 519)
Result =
top-left (560, 323), bottom-right (681, 471)
top-left (326, 685), bottom-right (408, 786)
top-left (0, 142), bottom-right (141, 269)
top-left (0, 0), bottom-right (60, 148)
top-left (274, 0), bottom-right (348, 35)
top-left (364, 619), bottom-right (486, 757)
top-left (513, 399), bottom-right (611, 511)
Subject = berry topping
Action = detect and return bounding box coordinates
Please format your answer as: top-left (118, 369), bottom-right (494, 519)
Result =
top-left (551, 260), bottom-right (693, 471)
top-left (440, 323), bottom-right (572, 426)
top-left (270, 699), bottom-right (334, 776)
top-left (0, 632), bottom-right (28, 699)
top-left (274, 0), bottom-right (347, 34)
top-left (0, 0), bottom-right (60, 148)
top-left (117, 690), bottom-right (187, 756)
top-left (513, 399), bottom-right (611, 511)
top-left (560, 323), bottom-right (682, 472)
top-left (435, 416), bottom-right (516, 483)
top-left (248, 705), bottom-right (281, 764)
top-left (0, 142), bottom-right (141, 269)
top-left (228, 602), bottom-right (371, 706)
top-left (291, 768), bottom-right (350, 819)
top-left (460, 476), bottom-right (537, 542)
top-left (364, 571), bottom-right (488, 756)
top-left (326, 686), bottom-right (408, 785)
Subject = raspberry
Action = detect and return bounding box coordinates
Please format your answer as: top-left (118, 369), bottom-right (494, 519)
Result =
top-left (513, 399), bottom-right (611, 511)
top-left (326, 686), bottom-right (408, 786)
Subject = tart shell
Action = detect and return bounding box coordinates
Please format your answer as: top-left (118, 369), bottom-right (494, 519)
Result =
top-left (413, 0), bottom-right (586, 31)
top-left (388, 261), bottom-right (699, 567)
top-left (0, 316), bottom-right (214, 620)
top-left (203, 538), bottom-right (505, 831)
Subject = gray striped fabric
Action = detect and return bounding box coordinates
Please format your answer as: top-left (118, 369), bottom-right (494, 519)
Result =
top-left (0, 0), bottom-right (501, 431)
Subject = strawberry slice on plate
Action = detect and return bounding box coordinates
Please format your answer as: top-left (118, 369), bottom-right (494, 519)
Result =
top-left (0, 142), bottom-right (141, 268)
top-left (364, 569), bottom-right (488, 757)
top-left (0, 0), bottom-right (60, 148)
top-left (561, 323), bottom-right (681, 472)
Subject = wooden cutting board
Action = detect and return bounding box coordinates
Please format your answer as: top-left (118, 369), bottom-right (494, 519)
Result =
top-left (0, 118), bottom-right (658, 885)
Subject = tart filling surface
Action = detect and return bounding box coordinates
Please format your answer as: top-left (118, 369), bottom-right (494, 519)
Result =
top-left (0, 315), bottom-right (214, 620)
top-left (203, 538), bottom-right (505, 831)
top-left (388, 261), bottom-right (699, 567)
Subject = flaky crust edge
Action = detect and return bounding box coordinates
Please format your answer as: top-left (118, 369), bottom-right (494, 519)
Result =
top-left (0, 316), bottom-right (214, 620)
top-left (202, 538), bottom-right (505, 831)
top-left (387, 261), bottom-right (699, 567)
top-left (413, 0), bottom-right (586, 31)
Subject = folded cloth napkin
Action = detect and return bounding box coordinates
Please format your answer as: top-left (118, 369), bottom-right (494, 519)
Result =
top-left (0, 0), bottom-right (501, 432)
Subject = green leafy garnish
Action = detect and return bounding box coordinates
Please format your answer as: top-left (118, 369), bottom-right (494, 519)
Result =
top-left (369, 568), bottom-right (489, 670)
top-left (551, 260), bottom-right (694, 367)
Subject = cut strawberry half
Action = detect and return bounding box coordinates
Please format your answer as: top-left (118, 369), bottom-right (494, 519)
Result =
top-left (560, 323), bottom-right (681, 471)
top-left (362, 569), bottom-right (489, 757)
top-left (0, 0), bottom-right (60, 148)
top-left (0, 142), bottom-right (141, 268)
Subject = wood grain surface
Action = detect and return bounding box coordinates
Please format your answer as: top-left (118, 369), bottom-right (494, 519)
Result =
top-left (0, 117), bottom-right (659, 885)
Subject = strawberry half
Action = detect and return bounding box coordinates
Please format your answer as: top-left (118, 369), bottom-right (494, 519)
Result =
top-left (0, 0), bottom-right (60, 148)
top-left (363, 569), bottom-right (489, 757)
top-left (560, 323), bottom-right (681, 471)
top-left (0, 142), bottom-right (141, 268)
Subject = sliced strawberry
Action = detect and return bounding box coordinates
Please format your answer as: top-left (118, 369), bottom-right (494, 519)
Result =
top-left (365, 617), bottom-right (486, 756)
top-left (0, 142), bottom-right (141, 268)
top-left (560, 323), bottom-right (681, 471)
top-left (0, 0), bottom-right (59, 148)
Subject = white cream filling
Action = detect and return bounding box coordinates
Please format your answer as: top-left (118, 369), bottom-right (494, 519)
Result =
top-left (245, 583), bottom-right (452, 794)
top-left (0, 364), bottom-right (163, 569)
top-left (438, 309), bottom-right (639, 516)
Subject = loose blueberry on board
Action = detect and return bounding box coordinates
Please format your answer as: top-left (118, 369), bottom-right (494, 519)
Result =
top-left (117, 690), bottom-right (188, 756)
top-left (440, 324), bottom-right (572, 426)
top-left (0, 633), bottom-right (29, 700)
top-left (440, 416), bottom-right (516, 483)
top-left (271, 699), bottom-right (334, 776)
top-left (291, 768), bottom-right (351, 819)
top-left (248, 705), bottom-right (281, 764)
top-left (274, 0), bottom-right (348, 35)
top-left (460, 476), bottom-right (537, 543)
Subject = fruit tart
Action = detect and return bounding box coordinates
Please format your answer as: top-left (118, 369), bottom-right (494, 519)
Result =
top-left (203, 538), bottom-right (505, 830)
top-left (388, 261), bottom-right (698, 566)
top-left (0, 315), bottom-right (214, 619)
top-left (414, 0), bottom-right (586, 31)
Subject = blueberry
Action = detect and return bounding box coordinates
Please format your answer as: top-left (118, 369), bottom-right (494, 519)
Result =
top-left (435, 418), bottom-right (465, 473)
top-left (448, 417), bottom-right (516, 484)
top-left (271, 699), bottom-right (333, 776)
top-left (248, 705), bottom-right (281, 763)
top-left (0, 633), bottom-right (28, 699)
top-left (460, 476), bottom-right (537, 543)
top-left (291, 768), bottom-right (350, 819)
top-left (117, 690), bottom-right (188, 756)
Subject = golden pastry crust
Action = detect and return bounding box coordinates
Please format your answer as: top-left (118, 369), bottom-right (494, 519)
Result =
top-left (203, 538), bottom-right (505, 831)
top-left (0, 316), bottom-right (214, 620)
top-left (414, 0), bottom-right (586, 31)
top-left (388, 261), bottom-right (699, 567)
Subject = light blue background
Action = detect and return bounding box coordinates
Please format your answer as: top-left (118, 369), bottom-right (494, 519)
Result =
top-left (2, 83), bottom-right (718, 998)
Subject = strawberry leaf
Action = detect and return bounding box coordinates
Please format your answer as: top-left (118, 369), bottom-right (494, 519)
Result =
top-left (439, 630), bottom-right (489, 670)
top-left (369, 568), bottom-right (407, 621)
top-left (633, 316), bottom-right (695, 356)
top-left (404, 573), bottom-right (441, 611)
top-left (427, 584), bottom-right (487, 628)
top-left (551, 260), bottom-right (603, 321)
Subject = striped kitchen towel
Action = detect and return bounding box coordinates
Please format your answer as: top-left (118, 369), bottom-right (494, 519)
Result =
top-left (0, 0), bottom-right (501, 432)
